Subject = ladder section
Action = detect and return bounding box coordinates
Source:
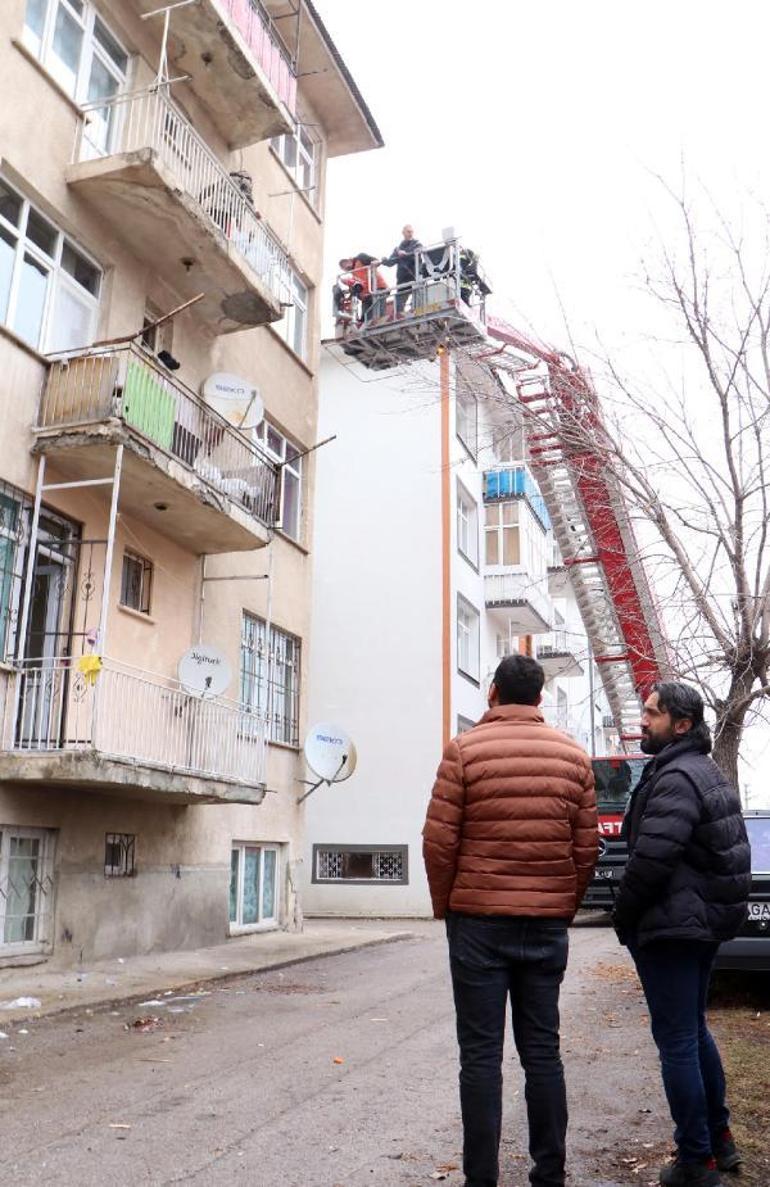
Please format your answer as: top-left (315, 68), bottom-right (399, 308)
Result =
top-left (484, 318), bottom-right (668, 745)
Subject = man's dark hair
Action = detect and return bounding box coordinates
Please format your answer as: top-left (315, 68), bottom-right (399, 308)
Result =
top-left (493, 655), bottom-right (545, 706)
top-left (654, 681), bottom-right (712, 752)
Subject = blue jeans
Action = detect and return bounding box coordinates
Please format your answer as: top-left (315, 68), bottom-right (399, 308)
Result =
top-left (629, 939), bottom-right (730, 1162)
top-left (446, 913), bottom-right (569, 1187)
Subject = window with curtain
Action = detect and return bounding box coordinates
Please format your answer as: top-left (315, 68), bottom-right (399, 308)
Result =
top-left (240, 613), bottom-right (301, 746)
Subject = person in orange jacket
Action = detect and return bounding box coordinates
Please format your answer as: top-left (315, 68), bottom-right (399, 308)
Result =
top-left (338, 253), bottom-right (388, 323)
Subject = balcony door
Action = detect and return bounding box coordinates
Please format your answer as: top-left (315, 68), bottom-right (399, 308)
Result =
top-left (17, 542), bottom-right (73, 748)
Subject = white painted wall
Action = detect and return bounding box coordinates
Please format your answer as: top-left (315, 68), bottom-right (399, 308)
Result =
top-left (302, 348), bottom-right (444, 915)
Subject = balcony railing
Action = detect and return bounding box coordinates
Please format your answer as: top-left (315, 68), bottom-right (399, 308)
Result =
top-left (484, 464), bottom-right (551, 532)
top-left (537, 629), bottom-right (573, 657)
top-left (3, 659), bottom-right (267, 789)
top-left (219, 0), bottom-right (297, 116)
top-left (76, 87), bottom-right (291, 308)
top-left (40, 344), bottom-right (280, 528)
top-left (484, 572), bottom-right (553, 626)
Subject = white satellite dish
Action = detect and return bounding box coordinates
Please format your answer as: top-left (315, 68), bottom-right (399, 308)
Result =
top-left (178, 645), bottom-right (232, 697)
top-left (202, 372), bottom-right (264, 430)
top-left (304, 722), bottom-right (357, 784)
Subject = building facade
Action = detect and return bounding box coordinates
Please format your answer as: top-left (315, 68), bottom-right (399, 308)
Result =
top-left (0, 0), bottom-right (380, 966)
top-left (303, 327), bottom-right (609, 918)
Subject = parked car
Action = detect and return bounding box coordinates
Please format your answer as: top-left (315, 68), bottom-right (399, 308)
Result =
top-left (715, 809), bottom-right (770, 971)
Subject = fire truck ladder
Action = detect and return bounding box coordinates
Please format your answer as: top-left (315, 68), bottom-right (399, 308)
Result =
top-left (484, 317), bottom-right (670, 747)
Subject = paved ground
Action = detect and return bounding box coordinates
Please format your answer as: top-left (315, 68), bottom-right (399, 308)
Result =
top-left (0, 917), bottom-right (672, 1187)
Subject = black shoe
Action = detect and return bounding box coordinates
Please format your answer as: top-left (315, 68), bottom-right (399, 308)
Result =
top-left (659, 1156), bottom-right (723, 1186)
top-left (713, 1129), bottom-right (742, 1173)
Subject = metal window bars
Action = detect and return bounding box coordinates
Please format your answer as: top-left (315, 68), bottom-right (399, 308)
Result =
top-left (40, 343), bottom-right (280, 529)
top-left (2, 657), bottom-right (268, 788)
top-left (75, 86), bottom-right (292, 309)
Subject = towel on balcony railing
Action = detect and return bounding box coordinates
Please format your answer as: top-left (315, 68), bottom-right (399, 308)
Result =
top-left (123, 363), bottom-right (176, 449)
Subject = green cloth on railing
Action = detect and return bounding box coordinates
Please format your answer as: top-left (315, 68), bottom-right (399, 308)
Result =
top-left (123, 361), bottom-right (176, 449)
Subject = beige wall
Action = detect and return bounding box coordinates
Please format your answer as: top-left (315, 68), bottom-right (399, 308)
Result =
top-left (0, 0), bottom-right (344, 961)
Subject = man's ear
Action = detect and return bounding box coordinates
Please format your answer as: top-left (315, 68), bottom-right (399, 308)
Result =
top-left (488, 682), bottom-right (500, 708)
top-left (673, 717), bottom-right (692, 736)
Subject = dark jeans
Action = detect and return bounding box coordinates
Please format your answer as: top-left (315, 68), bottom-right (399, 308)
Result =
top-left (628, 939), bottom-right (730, 1162)
top-left (447, 912), bottom-right (569, 1187)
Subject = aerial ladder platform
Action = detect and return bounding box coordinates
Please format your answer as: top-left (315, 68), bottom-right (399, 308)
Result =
top-left (484, 316), bottom-right (670, 746)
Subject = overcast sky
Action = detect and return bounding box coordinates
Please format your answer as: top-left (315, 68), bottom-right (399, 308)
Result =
top-left (317, 0), bottom-right (770, 799)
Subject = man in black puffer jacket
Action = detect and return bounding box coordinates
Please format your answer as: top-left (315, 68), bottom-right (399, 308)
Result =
top-left (613, 683), bottom-right (750, 1187)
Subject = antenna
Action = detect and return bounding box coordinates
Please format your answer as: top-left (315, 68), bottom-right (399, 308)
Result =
top-left (178, 644), bottom-right (232, 698)
top-left (202, 373), bottom-right (264, 431)
top-left (297, 722), bottom-right (357, 803)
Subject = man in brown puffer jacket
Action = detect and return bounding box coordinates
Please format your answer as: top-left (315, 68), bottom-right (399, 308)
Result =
top-left (423, 654), bottom-right (598, 1187)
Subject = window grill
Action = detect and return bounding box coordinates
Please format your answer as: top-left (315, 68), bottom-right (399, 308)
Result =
top-left (105, 833), bottom-right (136, 877)
top-left (313, 846), bottom-right (408, 884)
top-left (240, 613), bottom-right (301, 746)
top-left (0, 828), bottom-right (55, 950)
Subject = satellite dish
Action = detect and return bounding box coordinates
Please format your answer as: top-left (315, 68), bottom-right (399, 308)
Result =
top-left (178, 645), bottom-right (232, 697)
top-left (304, 723), bottom-right (357, 783)
top-left (202, 372), bottom-right (264, 430)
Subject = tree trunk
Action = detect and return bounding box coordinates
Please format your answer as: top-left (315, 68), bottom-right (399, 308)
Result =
top-left (712, 671), bottom-right (754, 791)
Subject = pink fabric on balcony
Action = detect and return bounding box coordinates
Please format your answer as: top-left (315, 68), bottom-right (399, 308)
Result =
top-left (223, 0), bottom-right (296, 117)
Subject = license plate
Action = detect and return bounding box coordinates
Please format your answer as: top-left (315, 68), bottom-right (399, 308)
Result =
top-left (748, 902), bottom-right (770, 921)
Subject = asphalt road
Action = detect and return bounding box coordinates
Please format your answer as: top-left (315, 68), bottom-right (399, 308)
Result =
top-left (0, 919), bottom-right (671, 1187)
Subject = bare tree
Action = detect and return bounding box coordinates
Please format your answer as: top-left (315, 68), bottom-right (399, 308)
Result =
top-left (500, 188), bottom-right (770, 787)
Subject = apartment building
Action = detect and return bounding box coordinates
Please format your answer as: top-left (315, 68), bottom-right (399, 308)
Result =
top-left (0, 0), bottom-right (381, 966)
top-left (303, 258), bottom-right (607, 916)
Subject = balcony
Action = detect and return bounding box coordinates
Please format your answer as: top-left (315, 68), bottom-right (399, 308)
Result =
top-left (69, 88), bottom-right (291, 333)
top-left (127, 0), bottom-right (296, 148)
top-left (535, 630), bottom-right (584, 680)
top-left (483, 465), bottom-right (551, 531)
top-left (36, 344), bottom-right (279, 554)
top-left (0, 659), bottom-right (267, 805)
top-left (484, 572), bottom-right (553, 634)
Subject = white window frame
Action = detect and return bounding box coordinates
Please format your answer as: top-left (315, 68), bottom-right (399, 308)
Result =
top-left (0, 826), bottom-right (56, 956)
top-left (273, 263), bottom-right (309, 362)
top-left (229, 842), bottom-right (280, 932)
top-left (22, 0), bottom-right (128, 106)
top-left (0, 177), bottom-right (101, 352)
top-left (312, 845), bottom-right (408, 885)
top-left (456, 381), bottom-right (478, 459)
top-left (457, 594), bottom-right (480, 682)
top-left (270, 120), bottom-right (321, 208)
top-left (456, 481), bottom-right (479, 566)
top-left (254, 420), bottom-right (303, 541)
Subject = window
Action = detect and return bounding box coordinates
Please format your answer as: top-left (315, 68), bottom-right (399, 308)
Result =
top-left (270, 121), bottom-right (320, 207)
top-left (456, 482), bottom-right (479, 566)
top-left (240, 613), bottom-right (301, 746)
top-left (229, 843), bottom-right (279, 928)
top-left (456, 379), bottom-right (478, 459)
top-left (485, 501), bottom-right (520, 566)
top-left (0, 480), bottom-right (26, 663)
top-left (0, 826), bottom-right (55, 952)
top-left (312, 845), bottom-right (408, 884)
top-left (273, 265), bottom-right (309, 361)
top-left (0, 177), bottom-right (101, 351)
top-left (457, 595), bottom-right (480, 681)
top-left (23, 1), bottom-right (127, 130)
top-left (120, 550), bottom-right (152, 615)
top-left (254, 421), bottom-right (302, 540)
top-left (457, 715), bottom-right (476, 734)
top-left (104, 833), bottom-right (135, 877)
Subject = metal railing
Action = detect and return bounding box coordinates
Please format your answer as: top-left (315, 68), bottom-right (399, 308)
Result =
top-left (76, 86), bottom-right (291, 307)
top-left (3, 658), bottom-right (267, 789)
top-left (219, 0), bottom-right (297, 115)
top-left (39, 343), bottom-right (280, 528)
top-left (333, 240), bottom-right (490, 333)
top-left (537, 629), bottom-right (574, 657)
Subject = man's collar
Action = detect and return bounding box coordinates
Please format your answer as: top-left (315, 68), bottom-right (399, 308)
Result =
top-left (480, 704), bottom-right (545, 725)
